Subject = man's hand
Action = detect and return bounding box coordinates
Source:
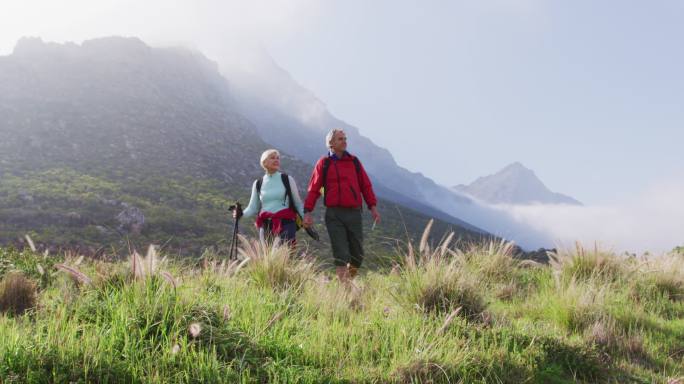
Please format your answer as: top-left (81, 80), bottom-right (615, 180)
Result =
top-left (303, 212), bottom-right (314, 228)
top-left (370, 206), bottom-right (381, 224)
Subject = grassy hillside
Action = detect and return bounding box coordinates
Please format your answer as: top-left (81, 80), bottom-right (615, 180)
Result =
top-left (0, 164), bottom-right (488, 267)
top-left (0, 37), bottom-right (487, 259)
top-left (1, 229), bottom-right (682, 383)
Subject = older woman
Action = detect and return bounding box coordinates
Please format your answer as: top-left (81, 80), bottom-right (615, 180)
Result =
top-left (234, 149), bottom-right (305, 245)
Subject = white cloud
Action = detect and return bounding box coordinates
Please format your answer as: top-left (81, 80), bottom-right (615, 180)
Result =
top-left (492, 180), bottom-right (684, 254)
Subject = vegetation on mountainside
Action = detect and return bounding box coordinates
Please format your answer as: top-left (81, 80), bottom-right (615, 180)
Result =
top-left (0, 165), bottom-right (485, 263)
top-left (0, 228), bottom-right (682, 383)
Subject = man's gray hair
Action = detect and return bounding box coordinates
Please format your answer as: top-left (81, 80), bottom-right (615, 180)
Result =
top-left (325, 129), bottom-right (345, 149)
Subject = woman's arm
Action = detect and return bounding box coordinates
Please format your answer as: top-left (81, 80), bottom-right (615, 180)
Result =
top-left (240, 179), bottom-right (261, 218)
top-left (288, 175), bottom-right (305, 218)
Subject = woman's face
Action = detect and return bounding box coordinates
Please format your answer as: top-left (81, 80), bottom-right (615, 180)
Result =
top-left (264, 152), bottom-right (280, 173)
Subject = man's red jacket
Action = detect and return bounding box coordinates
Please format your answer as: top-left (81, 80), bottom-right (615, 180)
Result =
top-left (304, 153), bottom-right (377, 212)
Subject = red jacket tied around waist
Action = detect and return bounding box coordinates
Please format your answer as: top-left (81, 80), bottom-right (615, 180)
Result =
top-left (304, 153), bottom-right (377, 211)
top-left (255, 208), bottom-right (297, 234)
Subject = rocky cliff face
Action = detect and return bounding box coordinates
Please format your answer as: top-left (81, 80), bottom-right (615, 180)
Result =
top-left (1, 37), bottom-right (266, 180)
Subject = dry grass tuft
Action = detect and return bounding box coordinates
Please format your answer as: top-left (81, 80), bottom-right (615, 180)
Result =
top-left (465, 240), bottom-right (520, 282)
top-left (391, 359), bottom-right (454, 384)
top-left (549, 243), bottom-right (625, 282)
top-left (583, 318), bottom-right (648, 362)
top-left (130, 245), bottom-right (168, 279)
top-left (300, 276), bottom-right (368, 318)
top-left (638, 253), bottom-right (684, 301)
top-left (238, 236), bottom-right (317, 291)
top-left (55, 263), bottom-right (92, 286)
top-left (496, 281), bottom-right (520, 301)
top-left (398, 222), bottom-right (486, 317)
top-left (127, 245), bottom-right (178, 288)
top-left (203, 257), bottom-right (250, 278)
top-left (584, 319), bottom-right (619, 350)
top-left (0, 272), bottom-right (37, 316)
top-left (552, 276), bottom-right (610, 332)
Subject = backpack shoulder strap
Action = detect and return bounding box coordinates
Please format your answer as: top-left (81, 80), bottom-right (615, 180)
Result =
top-left (321, 157), bottom-right (332, 196)
top-left (322, 157), bottom-right (331, 184)
top-left (255, 177), bottom-right (263, 194)
top-left (281, 173), bottom-right (297, 212)
top-left (352, 156), bottom-right (363, 187)
top-left (352, 157), bottom-right (361, 174)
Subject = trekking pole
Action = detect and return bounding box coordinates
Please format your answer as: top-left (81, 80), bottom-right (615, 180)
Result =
top-left (228, 202), bottom-right (242, 260)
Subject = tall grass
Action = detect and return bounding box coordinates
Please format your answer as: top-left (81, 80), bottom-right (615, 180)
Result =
top-left (0, 227), bottom-right (682, 383)
top-left (394, 221), bottom-right (486, 317)
top-left (237, 235), bottom-right (318, 291)
top-left (548, 242), bottom-right (626, 282)
top-left (0, 272), bottom-right (37, 316)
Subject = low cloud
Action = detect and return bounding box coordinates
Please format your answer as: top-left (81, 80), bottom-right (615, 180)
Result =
top-left (492, 180), bottom-right (684, 254)
top-left (0, 0), bottom-right (321, 56)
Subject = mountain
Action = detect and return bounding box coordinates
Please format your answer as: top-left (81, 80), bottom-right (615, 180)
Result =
top-left (217, 48), bottom-right (554, 249)
top-left (0, 37), bottom-right (487, 259)
top-left (452, 162), bottom-right (582, 206)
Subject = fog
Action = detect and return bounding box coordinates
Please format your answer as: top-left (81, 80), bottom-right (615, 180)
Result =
top-left (0, 0), bottom-right (319, 57)
top-left (491, 179), bottom-right (684, 254)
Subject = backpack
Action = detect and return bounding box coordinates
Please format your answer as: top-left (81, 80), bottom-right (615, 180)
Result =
top-left (256, 173), bottom-right (303, 231)
top-left (321, 156), bottom-right (363, 202)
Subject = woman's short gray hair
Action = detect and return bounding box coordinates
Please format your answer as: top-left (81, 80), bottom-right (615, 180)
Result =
top-left (260, 149), bottom-right (280, 171)
top-left (325, 129), bottom-right (344, 149)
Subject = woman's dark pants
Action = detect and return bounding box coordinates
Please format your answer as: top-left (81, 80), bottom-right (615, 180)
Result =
top-left (262, 219), bottom-right (297, 246)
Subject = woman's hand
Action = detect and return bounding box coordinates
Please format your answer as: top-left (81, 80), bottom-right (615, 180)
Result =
top-left (303, 213), bottom-right (314, 228)
top-left (231, 204), bottom-right (243, 220)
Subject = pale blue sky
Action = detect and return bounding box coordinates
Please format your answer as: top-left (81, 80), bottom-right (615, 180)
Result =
top-left (262, 1), bottom-right (684, 204)
top-left (2, 0), bottom-right (683, 205)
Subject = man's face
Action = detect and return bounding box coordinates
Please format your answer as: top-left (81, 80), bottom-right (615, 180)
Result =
top-left (331, 131), bottom-right (347, 153)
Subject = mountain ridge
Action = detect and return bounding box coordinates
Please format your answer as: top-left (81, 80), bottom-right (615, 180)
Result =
top-left (453, 162), bottom-right (582, 206)
top-left (0, 36), bottom-right (489, 258)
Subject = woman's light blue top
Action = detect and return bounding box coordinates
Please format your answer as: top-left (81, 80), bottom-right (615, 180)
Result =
top-left (242, 171), bottom-right (305, 218)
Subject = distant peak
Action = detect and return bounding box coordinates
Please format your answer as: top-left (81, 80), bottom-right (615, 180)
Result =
top-left (457, 162), bottom-right (582, 206)
top-left (502, 162), bottom-right (530, 172)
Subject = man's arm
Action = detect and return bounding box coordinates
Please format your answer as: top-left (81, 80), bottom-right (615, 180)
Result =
top-left (357, 160), bottom-right (380, 223)
top-left (357, 160), bottom-right (377, 209)
top-left (303, 158), bottom-right (325, 226)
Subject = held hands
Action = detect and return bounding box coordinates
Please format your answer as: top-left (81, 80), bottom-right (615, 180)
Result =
top-left (303, 213), bottom-right (314, 228)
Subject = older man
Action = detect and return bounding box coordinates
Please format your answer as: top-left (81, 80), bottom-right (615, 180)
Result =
top-left (303, 129), bottom-right (380, 283)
